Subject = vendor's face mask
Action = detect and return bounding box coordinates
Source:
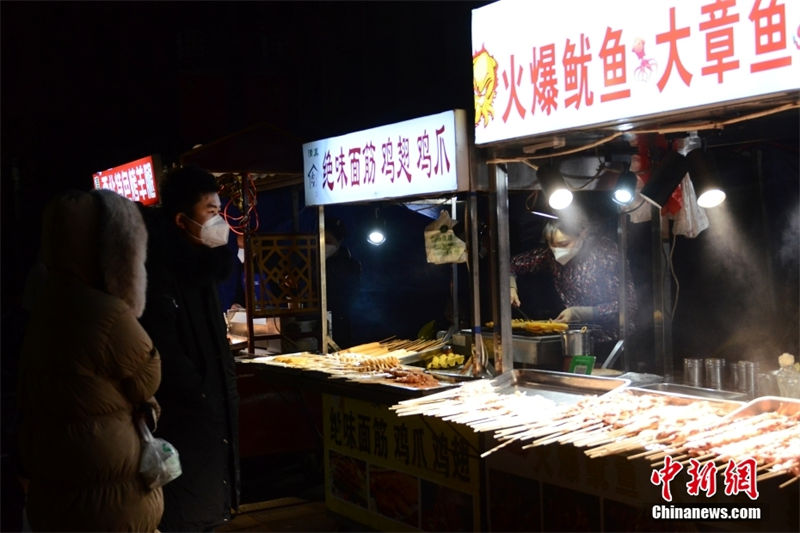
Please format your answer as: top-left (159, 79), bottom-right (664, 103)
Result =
top-left (548, 230), bottom-right (583, 265)
top-left (185, 214), bottom-right (230, 248)
top-left (550, 232), bottom-right (583, 265)
top-left (325, 244), bottom-right (338, 258)
top-left (551, 245), bottom-right (580, 265)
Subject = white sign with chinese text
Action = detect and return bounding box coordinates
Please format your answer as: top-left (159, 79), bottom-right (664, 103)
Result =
top-left (92, 155), bottom-right (160, 206)
top-left (472, 0), bottom-right (800, 145)
top-left (303, 110), bottom-right (469, 206)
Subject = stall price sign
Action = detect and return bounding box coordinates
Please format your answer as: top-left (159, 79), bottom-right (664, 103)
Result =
top-left (471, 0), bottom-right (800, 145)
top-left (92, 155), bottom-right (160, 206)
top-left (303, 110), bottom-right (469, 206)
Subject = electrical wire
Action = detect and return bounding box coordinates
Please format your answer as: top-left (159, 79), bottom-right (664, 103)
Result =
top-left (660, 230), bottom-right (681, 320)
top-left (620, 197), bottom-right (648, 214)
top-left (484, 102), bottom-right (799, 170)
top-left (220, 173), bottom-right (260, 235)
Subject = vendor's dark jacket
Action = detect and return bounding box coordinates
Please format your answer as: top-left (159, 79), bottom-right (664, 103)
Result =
top-left (138, 206), bottom-right (240, 530)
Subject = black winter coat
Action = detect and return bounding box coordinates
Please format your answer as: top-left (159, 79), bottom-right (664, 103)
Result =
top-left (138, 207), bottom-right (240, 531)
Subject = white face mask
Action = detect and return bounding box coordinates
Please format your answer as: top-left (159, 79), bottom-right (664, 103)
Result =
top-left (551, 240), bottom-right (582, 265)
top-left (185, 214), bottom-right (230, 248)
top-left (325, 244), bottom-right (338, 258)
top-left (237, 248), bottom-right (245, 263)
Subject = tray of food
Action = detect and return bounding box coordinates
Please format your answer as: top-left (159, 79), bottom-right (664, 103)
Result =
top-left (469, 387), bottom-right (741, 459)
top-left (489, 369), bottom-right (629, 405)
top-left (648, 396), bottom-right (800, 485)
top-left (723, 395), bottom-right (800, 418)
top-left (243, 351), bottom-right (455, 391)
top-left (345, 367), bottom-right (455, 391)
top-left (637, 382), bottom-right (749, 402)
top-left (482, 319), bottom-right (569, 335)
top-left (334, 339), bottom-right (447, 366)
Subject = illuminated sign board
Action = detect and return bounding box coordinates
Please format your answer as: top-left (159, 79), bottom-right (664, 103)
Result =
top-left (92, 155), bottom-right (160, 205)
top-left (303, 110), bottom-right (469, 206)
top-left (471, 0), bottom-right (800, 145)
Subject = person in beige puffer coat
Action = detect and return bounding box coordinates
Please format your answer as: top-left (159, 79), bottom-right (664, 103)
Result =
top-left (18, 189), bottom-right (164, 531)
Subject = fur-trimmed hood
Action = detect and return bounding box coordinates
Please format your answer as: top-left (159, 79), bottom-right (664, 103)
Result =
top-left (41, 189), bottom-right (148, 316)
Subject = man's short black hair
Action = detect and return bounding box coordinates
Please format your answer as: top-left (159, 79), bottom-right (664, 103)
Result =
top-left (160, 166), bottom-right (219, 216)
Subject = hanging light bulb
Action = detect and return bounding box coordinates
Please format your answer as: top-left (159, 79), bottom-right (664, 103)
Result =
top-left (687, 148), bottom-right (726, 208)
top-left (537, 165), bottom-right (573, 210)
top-left (612, 170), bottom-right (638, 206)
top-left (367, 229), bottom-right (386, 246)
top-left (697, 188), bottom-right (726, 208)
top-left (548, 188), bottom-right (573, 210)
top-left (366, 208), bottom-right (387, 246)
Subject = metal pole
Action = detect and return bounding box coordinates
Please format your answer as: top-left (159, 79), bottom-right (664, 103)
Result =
top-left (489, 164), bottom-right (513, 374)
top-left (618, 212), bottom-right (629, 371)
top-left (318, 206), bottom-right (328, 354)
top-left (451, 196), bottom-right (459, 330)
top-left (651, 206), bottom-right (672, 377)
top-left (468, 192), bottom-right (486, 375)
top-left (243, 173), bottom-right (256, 353)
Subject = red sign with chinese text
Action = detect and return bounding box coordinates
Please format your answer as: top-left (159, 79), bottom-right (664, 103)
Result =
top-left (92, 155), bottom-right (160, 206)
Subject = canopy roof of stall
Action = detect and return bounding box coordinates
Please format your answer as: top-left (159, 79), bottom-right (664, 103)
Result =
top-left (478, 93), bottom-right (799, 192)
top-left (484, 93), bottom-right (799, 162)
top-left (179, 121), bottom-right (303, 191)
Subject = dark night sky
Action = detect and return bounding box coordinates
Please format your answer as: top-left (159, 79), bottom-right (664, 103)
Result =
top-left (1, 1), bottom-right (485, 309)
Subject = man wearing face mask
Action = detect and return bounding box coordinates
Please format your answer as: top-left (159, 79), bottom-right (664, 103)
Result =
top-left (138, 166), bottom-right (240, 531)
top-left (510, 214), bottom-right (637, 349)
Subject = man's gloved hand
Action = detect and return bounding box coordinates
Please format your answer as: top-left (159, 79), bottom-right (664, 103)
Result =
top-left (556, 306), bottom-right (595, 323)
top-left (510, 287), bottom-right (521, 307)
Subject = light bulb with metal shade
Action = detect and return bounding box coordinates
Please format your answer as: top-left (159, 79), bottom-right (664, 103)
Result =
top-left (367, 229), bottom-right (386, 246)
top-left (687, 148), bottom-right (726, 209)
top-left (548, 188), bottom-right (573, 210)
top-left (640, 151), bottom-right (689, 208)
top-left (696, 188), bottom-right (726, 208)
top-left (612, 170), bottom-right (638, 206)
top-left (537, 164), bottom-right (573, 211)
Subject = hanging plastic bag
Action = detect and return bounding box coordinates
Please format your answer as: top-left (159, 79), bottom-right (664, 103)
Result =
top-left (138, 418), bottom-right (182, 489)
top-left (424, 211), bottom-right (467, 264)
top-left (672, 175), bottom-right (709, 238)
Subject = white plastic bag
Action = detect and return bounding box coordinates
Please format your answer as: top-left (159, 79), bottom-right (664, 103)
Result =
top-left (424, 211), bottom-right (467, 264)
top-left (138, 418), bottom-right (182, 489)
top-left (672, 175), bottom-right (709, 238)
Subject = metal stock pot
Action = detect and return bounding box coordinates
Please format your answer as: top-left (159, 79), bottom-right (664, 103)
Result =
top-left (562, 327), bottom-right (593, 357)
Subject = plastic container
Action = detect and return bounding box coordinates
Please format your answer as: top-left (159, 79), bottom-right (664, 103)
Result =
top-left (776, 353), bottom-right (800, 399)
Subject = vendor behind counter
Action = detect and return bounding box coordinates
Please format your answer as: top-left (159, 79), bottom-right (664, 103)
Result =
top-left (509, 210), bottom-right (638, 362)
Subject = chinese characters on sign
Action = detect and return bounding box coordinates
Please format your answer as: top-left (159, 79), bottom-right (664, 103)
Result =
top-left (303, 110), bottom-right (467, 206)
top-left (651, 455), bottom-right (760, 501)
top-left (92, 155), bottom-right (159, 206)
top-left (326, 397), bottom-right (474, 485)
top-left (471, 0), bottom-right (799, 144)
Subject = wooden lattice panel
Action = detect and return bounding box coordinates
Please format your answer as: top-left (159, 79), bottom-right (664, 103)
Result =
top-left (248, 233), bottom-right (320, 316)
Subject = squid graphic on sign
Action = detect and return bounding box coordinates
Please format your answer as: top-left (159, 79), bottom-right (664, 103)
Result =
top-left (632, 38), bottom-right (658, 82)
top-left (473, 46), bottom-right (498, 128)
